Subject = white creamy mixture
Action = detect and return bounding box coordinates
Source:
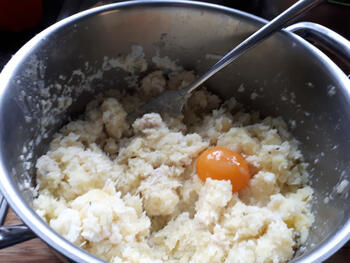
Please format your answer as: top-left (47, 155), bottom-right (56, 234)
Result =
top-left (33, 70), bottom-right (314, 263)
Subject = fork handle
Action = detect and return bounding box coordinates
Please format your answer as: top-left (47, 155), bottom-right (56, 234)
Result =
top-left (186, 0), bottom-right (324, 94)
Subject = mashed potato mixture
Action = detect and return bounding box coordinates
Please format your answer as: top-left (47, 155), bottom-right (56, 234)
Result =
top-left (33, 70), bottom-right (314, 263)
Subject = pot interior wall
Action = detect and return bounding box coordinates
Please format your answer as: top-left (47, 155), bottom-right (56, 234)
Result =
top-left (0, 2), bottom-right (349, 261)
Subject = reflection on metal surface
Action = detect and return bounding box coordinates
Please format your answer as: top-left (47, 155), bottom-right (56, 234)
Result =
top-left (261, 0), bottom-right (350, 39)
top-left (0, 224), bottom-right (36, 249)
top-left (0, 192), bottom-right (8, 225)
top-left (328, 0), bottom-right (350, 6)
top-left (287, 22), bottom-right (350, 73)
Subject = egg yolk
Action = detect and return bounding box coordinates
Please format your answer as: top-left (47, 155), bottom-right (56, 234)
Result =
top-left (196, 147), bottom-right (250, 192)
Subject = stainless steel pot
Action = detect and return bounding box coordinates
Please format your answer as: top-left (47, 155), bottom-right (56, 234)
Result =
top-left (0, 1), bottom-right (349, 262)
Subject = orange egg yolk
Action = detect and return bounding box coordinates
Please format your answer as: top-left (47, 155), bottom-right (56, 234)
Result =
top-left (196, 147), bottom-right (250, 192)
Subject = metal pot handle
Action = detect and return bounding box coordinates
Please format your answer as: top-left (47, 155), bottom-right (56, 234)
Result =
top-left (0, 194), bottom-right (7, 225)
top-left (286, 22), bottom-right (350, 73)
top-left (0, 224), bottom-right (37, 249)
top-left (0, 194), bottom-right (36, 249)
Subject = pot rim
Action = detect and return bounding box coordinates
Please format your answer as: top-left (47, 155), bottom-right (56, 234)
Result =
top-left (0, 1), bottom-right (349, 262)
